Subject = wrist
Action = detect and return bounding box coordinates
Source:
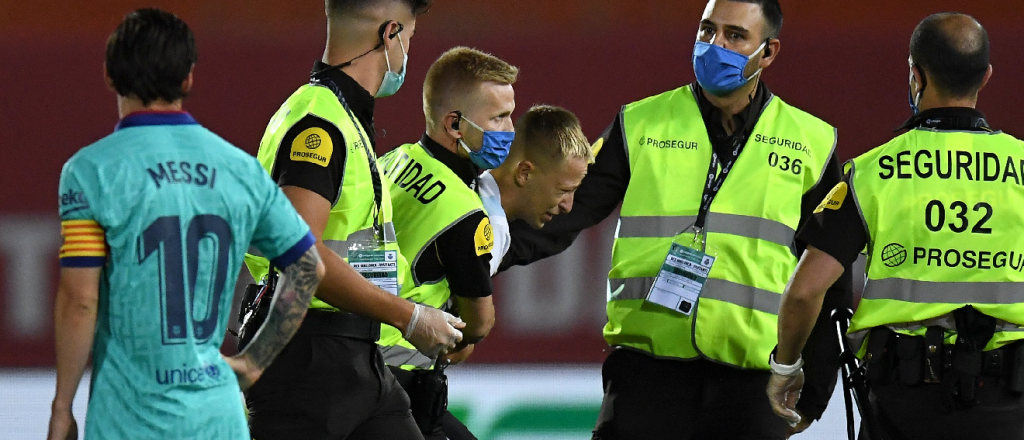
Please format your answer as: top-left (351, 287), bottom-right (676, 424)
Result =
top-left (384, 296), bottom-right (414, 330)
top-left (51, 399), bottom-right (73, 414)
top-left (403, 303), bottom-right (422, 339)
top-left (770, 353), bottom-right (804, 376)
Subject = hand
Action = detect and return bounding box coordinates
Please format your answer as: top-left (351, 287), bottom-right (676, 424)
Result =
top-left (223, 354), bottom-right (261, 392)
top-left (47, 405), bottom-right (78, 440)
top-left (404, 303), bottom-right (466, 358)
top-left (767, 369), bottom-right (805, 427)
top-left (786, 409), bottom-right (811, 437)
top-left (443, 343), bottom-right (475, 365)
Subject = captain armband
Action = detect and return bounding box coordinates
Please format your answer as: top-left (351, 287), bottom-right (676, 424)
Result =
top-left (59, 219), bottom-right (108, 267)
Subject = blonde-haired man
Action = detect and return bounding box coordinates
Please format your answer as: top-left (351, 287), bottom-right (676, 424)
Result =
top-left (483, 105), bottom-right (593, 275)
top-left (378, 46), bottom-right (518, 439)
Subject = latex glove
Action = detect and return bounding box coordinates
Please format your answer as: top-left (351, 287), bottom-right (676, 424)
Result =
top-left (767, 369), bottom-right (805, 427)
top-left (786, 409), bottom-right (812, 437)
top-left (404, 303), bottom-right (465, 358)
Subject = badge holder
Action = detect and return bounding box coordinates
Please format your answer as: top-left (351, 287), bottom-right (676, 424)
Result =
top-left (645, 226), bottom-right (718, 315)
top-left (349, 239), bottom-right (400, 296)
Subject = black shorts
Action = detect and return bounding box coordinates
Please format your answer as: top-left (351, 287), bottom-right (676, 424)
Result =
top-left (245, 319), bottom-right (422, 440)
top-left (592, 348), bottom-right (789, 440)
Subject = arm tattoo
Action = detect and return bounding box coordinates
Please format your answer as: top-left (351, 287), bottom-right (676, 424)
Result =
top-left (239, 246), bottom-right (321, 370)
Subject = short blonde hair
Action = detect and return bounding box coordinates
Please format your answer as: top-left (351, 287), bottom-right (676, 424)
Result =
top-left (423, 47), bottom-right (519, 130)
top-left (514, 105), bottom-right (593, 166)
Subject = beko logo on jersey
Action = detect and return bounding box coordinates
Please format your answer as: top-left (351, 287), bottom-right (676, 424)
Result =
top-left (155, 363), bottom-right (222, 385)
top-left (640, 137), bottom-right (699, 150)
top-left (753, 134), bottom-right (811, 155)
top-left (60, 189), bottom-right (87, 207)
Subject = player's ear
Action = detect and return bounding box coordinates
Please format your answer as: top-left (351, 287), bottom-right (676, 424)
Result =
top-left (514, 160), bottom-right (534, 187)
top-left (103, 62), bottom-right (116, 92)
top-left (181, 65), bottom-right (195, 94)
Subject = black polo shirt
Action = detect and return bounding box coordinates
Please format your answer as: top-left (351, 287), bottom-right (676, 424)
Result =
top-left (798, 107), bottom-right (994, 266)
top-left (410, 134), bottom-right (493, 299)
top-left (270, 61), bottom-right (376, 204)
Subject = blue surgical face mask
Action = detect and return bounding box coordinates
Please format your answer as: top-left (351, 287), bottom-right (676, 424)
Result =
top-left (908, 62), bottom-right (926, 115)
top-left (458, 116), bottom-right (515, 169)
top-left (375, 33), bottom-right (407, 98)
top-left (692, 40), bottom-right (767, 96)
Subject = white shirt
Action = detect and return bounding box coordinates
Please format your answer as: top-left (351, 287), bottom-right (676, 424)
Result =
top-left (478, 171), bottom-right (510, 276)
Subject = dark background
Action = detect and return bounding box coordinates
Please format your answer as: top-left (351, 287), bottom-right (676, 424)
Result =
top-left (0, 0), bottom-right (1019, 366)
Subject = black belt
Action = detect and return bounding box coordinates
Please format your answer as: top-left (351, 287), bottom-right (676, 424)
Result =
top-left (297, 309), bottom-right (381, 341)
top-left (867, 327), bottom-right (1023, 385)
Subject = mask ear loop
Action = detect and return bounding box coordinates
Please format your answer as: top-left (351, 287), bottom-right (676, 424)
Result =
top-left (743, 40), bottom-right (770, 82)
top-left (912, 64), bottom-right (927, 107)
top-left (312, 21), bottom-right (404, 77)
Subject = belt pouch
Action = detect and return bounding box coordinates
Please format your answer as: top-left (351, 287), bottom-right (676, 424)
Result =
top-left (896, 335), bottom-right (924, 386)
top-left (865, 327), bottom-right (893, 385)
top-left (923, 327), bottom-right (944, 383)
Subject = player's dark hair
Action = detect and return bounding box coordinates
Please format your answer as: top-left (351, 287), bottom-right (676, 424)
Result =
top-left (327, 0), bottom-right (433, 17)
top-left (725, 0), bottom-right (783, 40)
top-left (105, 8), bottom-right (197, 106)
top-left (910, 13), bottom-right (990, 98)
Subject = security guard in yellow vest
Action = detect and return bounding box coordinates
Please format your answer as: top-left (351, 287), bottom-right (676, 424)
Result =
top-left (771, 13), bottom-right (1024, 440)
top-left (242, 1), bottom-right (465, 439)
top-left (500, 1), bottom-right (851, 438)
top-left (376, 47), bottom-right (519, 440)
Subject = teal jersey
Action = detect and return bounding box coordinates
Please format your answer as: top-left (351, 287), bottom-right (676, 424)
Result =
top-left (57, 112), bottom-right (314, 439)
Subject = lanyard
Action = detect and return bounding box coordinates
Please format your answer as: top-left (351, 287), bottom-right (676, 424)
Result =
top-left (311, 75), bottom-right (385, 242)
top-left (693, 101), bottom-right (764, 230)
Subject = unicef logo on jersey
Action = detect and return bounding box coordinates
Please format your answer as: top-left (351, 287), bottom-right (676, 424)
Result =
top-left (881, 243), bottom-right (907, 267)
top-left (155, 363), bottom-right (224, 385)
top-left (205, 363), bottom-right (221, 379)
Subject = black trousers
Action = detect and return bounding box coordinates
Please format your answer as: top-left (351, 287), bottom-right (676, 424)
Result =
top-left (245, 332), bottom-right (422, 440)
top-left (388, 365), bottom-right (478, 440)
top-left (861, 375), bottom-right (1024, 440)
top-left (592, 348), bottom-right (789, 440)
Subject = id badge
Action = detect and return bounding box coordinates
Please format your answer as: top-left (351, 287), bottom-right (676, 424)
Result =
top-left (349, 241), bottom-right (399, 296)
top-left (646, 229), bottom-right (716, 315)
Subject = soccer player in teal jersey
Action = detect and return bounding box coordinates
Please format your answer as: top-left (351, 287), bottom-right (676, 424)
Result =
top-left (46, 9), bottom-right (326, 440)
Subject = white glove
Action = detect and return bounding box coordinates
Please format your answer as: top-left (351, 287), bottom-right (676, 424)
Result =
top-left (766, 354), bottom-right (805, 427)
top-left (403, 303), bottom-right (464, 358)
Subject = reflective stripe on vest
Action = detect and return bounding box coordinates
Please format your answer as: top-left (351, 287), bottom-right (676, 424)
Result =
top-left (323, 223), bottom-right (397, 258)
top-left (243, 84), bottom-right (406, 313)
top-left (617, 213), bottom-right (795, 248)
top-left (376, 142), bottom-right (487, 369)
top-left (610, 277), bottom-right (781, 315)
top-left (849, 127), bottom-right (1024, 351)
top-left (248, 223), bottom-right (396, 260)
top-left (863, 278), bottom-right (1024, 305)
top-left (606, 84), bottom-right (836, 369)
top-left (379, 344), bottom-right (434, 370)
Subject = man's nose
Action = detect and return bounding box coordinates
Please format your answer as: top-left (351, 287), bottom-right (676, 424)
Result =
top-left (559, 193), bottom-right (575, 213)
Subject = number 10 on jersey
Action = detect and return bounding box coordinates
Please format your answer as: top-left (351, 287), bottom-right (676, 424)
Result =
top-left (138, 215), bottom-right (233, 346)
